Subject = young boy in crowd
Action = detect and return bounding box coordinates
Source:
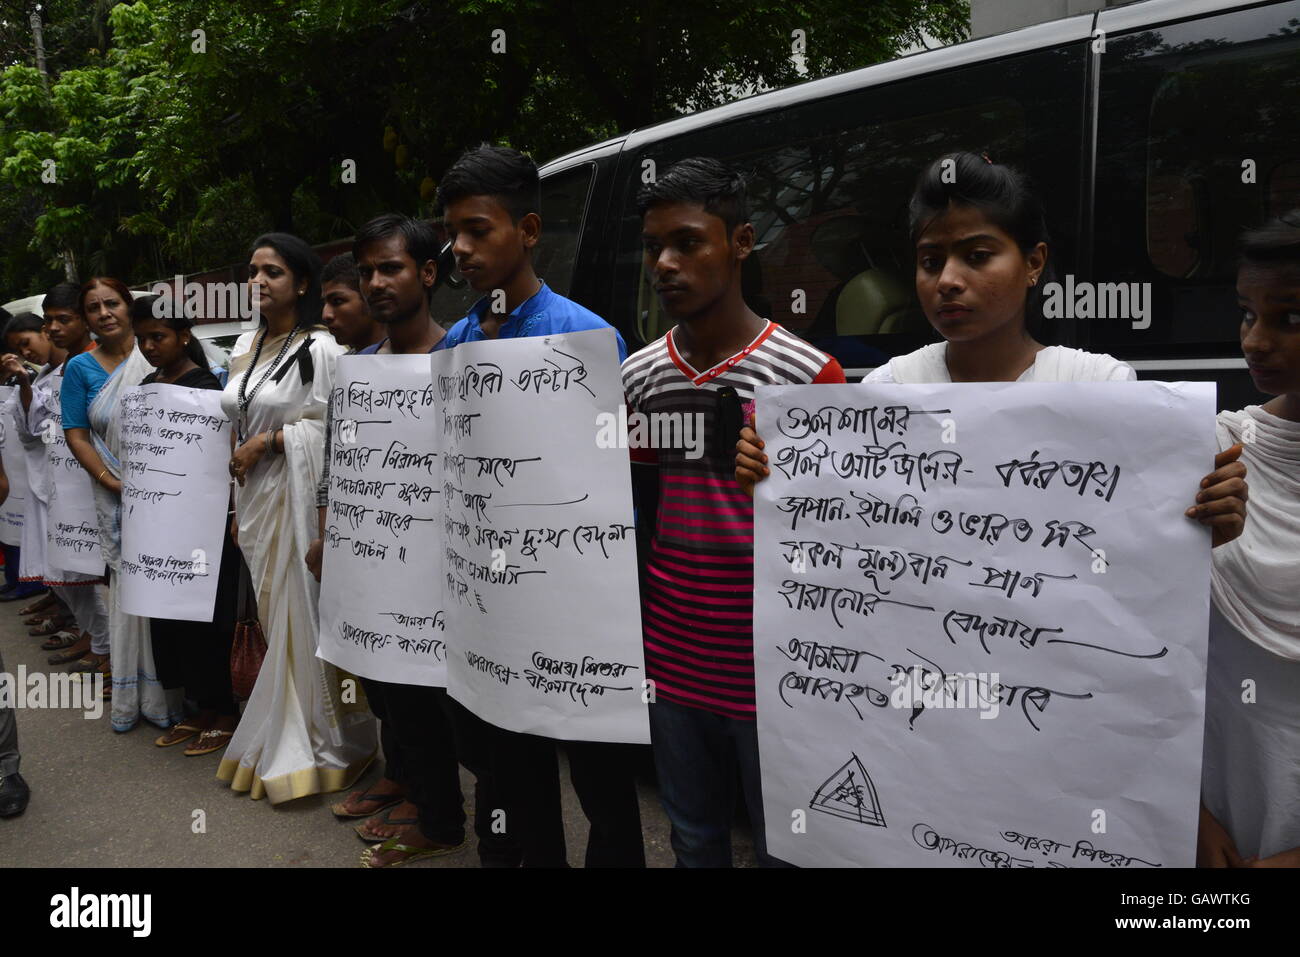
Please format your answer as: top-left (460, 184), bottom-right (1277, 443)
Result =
top-left (437, 144), bottom-right (645, 867)
top-left (622, 157), bottom-right (844, 866)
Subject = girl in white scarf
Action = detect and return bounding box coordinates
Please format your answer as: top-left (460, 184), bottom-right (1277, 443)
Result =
top-left (1197, 213), bottom-right (1300, 867)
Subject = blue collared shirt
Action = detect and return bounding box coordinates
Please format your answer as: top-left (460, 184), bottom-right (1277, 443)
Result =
top-left (438, 280), bottom-right (627, 362)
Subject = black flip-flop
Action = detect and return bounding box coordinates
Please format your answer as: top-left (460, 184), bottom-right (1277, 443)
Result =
top-left (330, 789), bottom-right (405, 820)
top-left (354, 806), bottom-right (419, 842)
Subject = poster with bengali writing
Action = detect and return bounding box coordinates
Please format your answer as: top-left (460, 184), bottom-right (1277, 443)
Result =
top-left (45, 374), bottom-right (103, 575)
top-left (316, 354), bottom-right (448, 686)
top-left (434, 328), bottom-right (649, 744)
top-left (0, 386), bottom-right (30, 546)
top-left (118, 384), bottom-right (232, 621)
top-left (753, 380), bottom-right (1216, 868)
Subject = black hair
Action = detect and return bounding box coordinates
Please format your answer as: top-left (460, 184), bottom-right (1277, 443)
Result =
top-left (248, 232), bottom-right (323, 329)
top-left (436, 145), bottom-right (540, 223)
top-left (908, 151), bottom-right (1053, 336)
top-left (131, 294), bottom-right (210, 370)
top-left (3, 311), bottom-right (43, 340)
top-left (1239, 210), bottom-right (1300, 267)
top-left (636, 157), bottom-right (749, 235)
top-left (352, 216), bottom-right (447, 289)
top-left (0, 306), bottom-right (10, 323)
top-left (42, 281), bottom-right (83, 315)
top-left (321, 251), bottom-right (361, 291)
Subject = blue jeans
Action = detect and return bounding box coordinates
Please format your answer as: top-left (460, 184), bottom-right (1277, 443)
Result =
top-left (649, 697), bottom-right (788, 867)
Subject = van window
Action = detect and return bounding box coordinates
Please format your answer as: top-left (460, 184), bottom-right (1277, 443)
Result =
top-left (430, 162), bottom-right (596, 328)
top-left (610, 44), bottom-right (1089, 370)
top-left (1092, 2), bottom-right (1300, 359)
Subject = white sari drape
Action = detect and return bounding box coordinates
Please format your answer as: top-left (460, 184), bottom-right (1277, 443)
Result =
top-left (87, 347), bottom-right (181, 732)
top-left (217, 327), bottom-right (376, 803)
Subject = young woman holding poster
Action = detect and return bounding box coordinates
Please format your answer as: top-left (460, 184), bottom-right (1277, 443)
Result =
top-left (1197, 213), bottom-right (1300, 869)
top-left (217, 233), bottom-right (375, 803)
top-left (1, 286), bottom-right (110, 686)
top-left (131, 295), bottom-right (242, 757)
top-left (736, 152), bottom-right (1247, 548)
top-left (63, 277), bottom-right (179, 733)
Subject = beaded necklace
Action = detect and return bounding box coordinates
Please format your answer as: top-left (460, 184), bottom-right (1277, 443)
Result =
top-left (235, 325), bottom-right (298, 443)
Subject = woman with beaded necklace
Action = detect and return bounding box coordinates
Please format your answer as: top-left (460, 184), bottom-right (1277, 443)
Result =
top-left (216, 233), bottom-right (376, 803)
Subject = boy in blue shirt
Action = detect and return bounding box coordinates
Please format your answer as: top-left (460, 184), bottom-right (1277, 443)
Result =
top-left (436, 145), bottom-right (641, 867)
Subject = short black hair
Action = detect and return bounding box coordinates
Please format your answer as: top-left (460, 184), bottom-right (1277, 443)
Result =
top-left (0, 306), bottom-right (10, 323)
top-left (353, 216), bottom-right (440, 271)
top-left (3, 311), bottom-right (43, 339)
top-left (249, 232), bottom-right (323, 329)
top-left (42, 281), bottom-right (82, 314)
top-left (1239, 210), bottom-right (1300, 267)
top-left (322, 251), bottom-right (361, 291)
top-left (436, 145), bottom-right (540, 222)
top-left (636, 157), bottom-right (749, 234)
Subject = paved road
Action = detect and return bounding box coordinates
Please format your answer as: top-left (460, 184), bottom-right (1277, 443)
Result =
top-left (0, 590), bottom-right (757, 867)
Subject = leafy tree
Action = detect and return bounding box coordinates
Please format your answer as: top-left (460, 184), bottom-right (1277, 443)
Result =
top-left (0, 0), bottom-right (968, 295)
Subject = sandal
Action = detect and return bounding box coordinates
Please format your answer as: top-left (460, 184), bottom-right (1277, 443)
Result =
top-left (19, 595), bottom-right (56, 616)
top-left (183, 729), bottom-right (233, 756)
top-left (154, 723), bottom-right (201, 748)
top-left (40, 631), bottom-right (80, 651)
top-left (330, 787), bottom-right (405, 820)
top-left (359, 834), bottom-right (467, 869)
top-left (29, 617), bottom-right (72, 637)
top-left (354, 804), bottom-right (419, 842)
top-left (48, 642), bottom-right (92, 666)
top-left (67, 653), bottom-right (110, 674)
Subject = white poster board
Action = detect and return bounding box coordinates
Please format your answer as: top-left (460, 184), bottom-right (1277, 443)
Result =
top-left (317, 354), bottom-right (448, 686)
top-left (754, 381), bottom-right (1216, 868)
top-left (45, 375), bottom-right (103, 575)
top-left (0, 386), bottom-right (29, 546)
top-left (118, 384), bottom-right (232, 621)
top-left (435, 328), bottom-right (649, 743)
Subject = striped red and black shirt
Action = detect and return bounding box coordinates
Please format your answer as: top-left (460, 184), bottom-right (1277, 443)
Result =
top-left (621, 321), bottom-right (844, 720)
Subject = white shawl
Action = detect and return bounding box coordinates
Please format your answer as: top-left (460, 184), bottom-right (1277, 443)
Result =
top-left (1211, 406), bottom-right (1300, 661)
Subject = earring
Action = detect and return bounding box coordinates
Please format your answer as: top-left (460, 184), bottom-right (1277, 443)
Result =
top-left (1029, 276), bottom-right (1038, 287)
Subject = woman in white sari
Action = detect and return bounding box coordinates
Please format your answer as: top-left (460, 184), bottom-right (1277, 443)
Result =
top-left (218, 233), bottom-right (375, 803)
top-left (63, 278), bottom-right (178, 732)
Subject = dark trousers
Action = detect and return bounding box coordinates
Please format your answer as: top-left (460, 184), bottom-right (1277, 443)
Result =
top-left (488, 723), bottom-right (646, 868)
top-left (149, 531), bottom-right (240, 715)
top-left (358, 677), bottom-right (403, 785)
top-left (649, 697), bottom-right (787, 867)
top-left (439, 695), bottom-right (524, 867)
top-left (372, 682), bottom-right (466, 846)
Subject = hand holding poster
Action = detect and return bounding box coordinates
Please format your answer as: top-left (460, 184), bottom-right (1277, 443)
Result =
top-left (45, 374), bottom-right (103, 575)
top-left (753, 381), bottom-right (1216, 868)
top-left (317, 354), bottom-right (448, 686)
top-left (0, 385), bottom-right (30, 546)
top-left (118, 384), bottom-right (232, 620)
top-left (434, 328), bottom-right (649, 743)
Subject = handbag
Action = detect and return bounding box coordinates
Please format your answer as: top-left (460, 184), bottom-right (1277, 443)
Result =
top-left (229, 560), bottom-right (267, 700)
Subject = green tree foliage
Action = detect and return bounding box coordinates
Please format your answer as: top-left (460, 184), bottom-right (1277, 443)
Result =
top-left (0, 0), bottom-right (968, 296)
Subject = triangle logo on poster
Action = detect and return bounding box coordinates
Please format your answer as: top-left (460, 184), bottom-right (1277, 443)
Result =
top-left (810, 753), bottom-right (885, 827)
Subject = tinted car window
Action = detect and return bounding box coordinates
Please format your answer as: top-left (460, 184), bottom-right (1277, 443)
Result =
top-left (1093, 1), bottom-right (1300, 363)
top-left (610, 44), bottom-right (1089, 372)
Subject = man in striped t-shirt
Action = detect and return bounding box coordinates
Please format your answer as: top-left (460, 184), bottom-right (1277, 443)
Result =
top-left (623, 158), bottom-right (844, 867)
